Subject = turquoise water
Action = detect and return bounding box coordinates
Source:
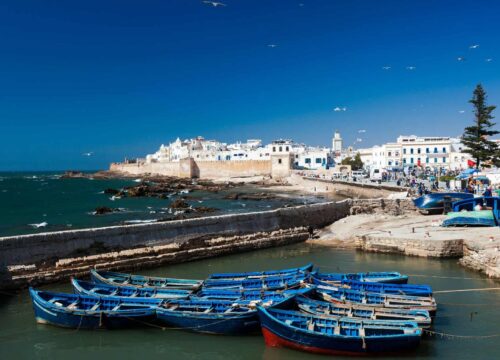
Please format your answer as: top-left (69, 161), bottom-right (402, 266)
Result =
top-left (0, 172), bottom-right (322, 237)
top-left (0, 244), bottom-right (499, 359)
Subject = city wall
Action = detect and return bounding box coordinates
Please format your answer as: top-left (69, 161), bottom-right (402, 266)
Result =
top-left (110, 159), bottom-right (276, 179)
top-left (193, 160), bottom-right (271, 178)
top-left (0, 201), bottom-right (350, 289)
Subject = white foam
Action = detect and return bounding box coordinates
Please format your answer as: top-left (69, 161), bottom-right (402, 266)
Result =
top-left (29, 222), bottom-right (48, 228)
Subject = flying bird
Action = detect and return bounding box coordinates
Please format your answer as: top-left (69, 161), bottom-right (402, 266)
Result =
top-left (458, 110), bottom-right (465, 114)
top-left (202, 1), bottom-right (226, 7)
top-left (333, 107), bottom-right (347, 112)
top-left (457, 57), bottom-right (466, 61)
top-left (382, 66), bottom-right (391, 70)
top-left (82, 152), bottom-right (94, 157)
top-left (406, 66), bottom-right (416, 70)
top-left (358, 129), bottom-right (366, 133)
top-left (469, 44), bottom-right (479, 49)
top-left (267, 44), bottom-right (278, 48)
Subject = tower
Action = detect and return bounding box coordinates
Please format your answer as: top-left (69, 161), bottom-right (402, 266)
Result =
top-left (332, 130), bottom-right (343, 152)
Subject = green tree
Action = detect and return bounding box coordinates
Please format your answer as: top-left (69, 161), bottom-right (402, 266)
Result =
top-left (462, 84), bottom-right (499, 169)
top-left (341, 152), bottom-right (364, 171)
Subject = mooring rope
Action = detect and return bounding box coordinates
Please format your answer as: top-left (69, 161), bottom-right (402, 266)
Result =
top-left (423, 329), bottom-right (500, 339)
top-left (408, 274), bottom-right (493, 281)
top-left (434, 287), bottom-right (500, 294)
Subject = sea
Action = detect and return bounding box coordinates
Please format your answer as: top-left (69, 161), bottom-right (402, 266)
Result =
top-left (0, 171), bottom-right (326, 238)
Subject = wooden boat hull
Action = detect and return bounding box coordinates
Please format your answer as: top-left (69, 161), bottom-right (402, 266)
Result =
top-left (311, 276), bottom-right (432, 296)
top-left (316, 271), bottom-right (408, 284)
top-left (156, 306), bottom-right (259, 335)
top-left (315, 285), bottom-right (437, 316)
top-left (201, 273), bottom-right (308, 290)
top-left (257, 307), bottom-right (421, 355)
top-left (30, 288), bottom-right (159, 330)
top-left (156, 288), bottom-right (304, 334)
top-left (207, 263), bottom-right (313, 280)
top-left (72, 278), bottom-right (192, 299)
top-left (90, 269), bottom-right (203, 291)
top-left (194, 288), bottom-right (312, 302)
top-left (296, 295), bottom-right (432, 329)
top-left (413, 192), bottom-right (474, 214)
top-left (444, 197), bottom-right (500, 227)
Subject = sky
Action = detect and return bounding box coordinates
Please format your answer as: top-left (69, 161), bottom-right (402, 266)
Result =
top-left (0, 0), bottom-right (500, 171)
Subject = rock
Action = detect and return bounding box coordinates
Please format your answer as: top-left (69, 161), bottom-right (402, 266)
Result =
top-left (94, 206), bottom-right (120, 215)
top-left (170, 199), bottom-right (189, 209)
top-left (194, 206), bottom-right (218, 213)
top-left (224, 192), bottom-right (276, 201)
top-left (127, 185), bottom-right (148, 197)
top-left (104, 188), bottom-right (120, 195)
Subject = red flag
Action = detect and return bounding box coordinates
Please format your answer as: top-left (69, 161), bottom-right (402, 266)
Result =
top-left (467, 159), bottom-right (476, 168)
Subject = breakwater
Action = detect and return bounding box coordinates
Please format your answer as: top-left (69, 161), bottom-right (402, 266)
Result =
top-left (0, 201), bottom-right (350, 289)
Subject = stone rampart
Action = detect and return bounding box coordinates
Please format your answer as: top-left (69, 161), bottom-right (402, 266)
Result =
top-left (0, 201), bottom-right (350, 289)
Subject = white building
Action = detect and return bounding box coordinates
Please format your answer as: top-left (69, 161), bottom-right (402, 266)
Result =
top-left (332, 131), bottom-right (343, 153)
top-left (353, 135), bottom-right (472, 172)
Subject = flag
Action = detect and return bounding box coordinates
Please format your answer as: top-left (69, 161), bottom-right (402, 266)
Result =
top-left (467, 159), bottom-right (476, 168)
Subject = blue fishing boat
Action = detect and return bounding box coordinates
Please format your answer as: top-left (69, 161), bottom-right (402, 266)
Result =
top-left (311, 275), bottom-right (432, 296)
top-left (257, 307), bottom-right (422, 355)
top-left (295, 296), bottom-right (432, 329)
top-left (194, 288), bottom-right (313, 302)
top-left (90, 269), bottom-right (203, 290)
top-left (29, 288), bottom-right (161, 330)
top-left (442, 197), bottom-right (500, 227)
top-left (202, 273), bottom-right (308, 290)
top-left (156, 288), bottom-right (303, 334)
top-left (314, 285), bottom-right (437, 316)
top-left (315, 271), bottom-right (408, 284)
top-left (72, 278), bottom-right (192, 299)
top-left (413, 192), bottom-right (473, 214)
top-left (207, 263), bottom-right (313, 280)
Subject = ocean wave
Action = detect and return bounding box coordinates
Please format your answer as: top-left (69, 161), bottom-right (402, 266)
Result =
top-left (124, 219), bottom-right (157, 224)
top-left (28, 222), bottom-right (48, 228)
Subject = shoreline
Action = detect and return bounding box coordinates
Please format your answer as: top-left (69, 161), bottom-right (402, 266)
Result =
top-left (2, 172), bottom-right (499, 290)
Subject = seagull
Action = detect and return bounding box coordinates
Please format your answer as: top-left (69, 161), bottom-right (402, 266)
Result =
top-left (459, 110), bottom-right (465, 114)
top-left (382, 66), bottom-right (391, 70)
top-left (358, 129), bottom-right (366, 133)
top-left (333, 107), bottom-right (347, 112)
top-left (486, 58), bottom-right (493, 62)
top-left (406, 66), bottom-right (416, 70)
top-left (82, 152), bottom-right (94, 157)
top-left (469, 44), bottom-right (479, 49)
top-left (457, 57), bottom-right (466, 61)
top-left (203, 1), bottom-right (226, 7)
top-left (267, 44), bottom-right (278, 48)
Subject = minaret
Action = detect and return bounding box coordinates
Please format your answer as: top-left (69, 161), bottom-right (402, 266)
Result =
top-left (332, 130), bottom-right (343, 152)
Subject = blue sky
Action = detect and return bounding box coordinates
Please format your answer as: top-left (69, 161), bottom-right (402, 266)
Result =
top-left (0, 0), bottom-right (499, 170)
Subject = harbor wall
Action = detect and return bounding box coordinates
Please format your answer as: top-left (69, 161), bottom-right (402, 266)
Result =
top-left (0, 201), bottom-right (350, 289)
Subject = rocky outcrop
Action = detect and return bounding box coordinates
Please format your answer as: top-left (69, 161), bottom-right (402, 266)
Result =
top-left (170, 199), bottom-right (189, 209)
top-left (94, 206), bottom-right (121, 215)
top-left (460, 241), bottom-right (500, 278)
top-left (224, 192), bottom-right (277, 201)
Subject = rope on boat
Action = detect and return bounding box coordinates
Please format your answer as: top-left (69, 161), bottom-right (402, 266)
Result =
top-left (423, 329), bottom-right (500, 339)
top-left (434, 287), bottom-right (500, 294)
